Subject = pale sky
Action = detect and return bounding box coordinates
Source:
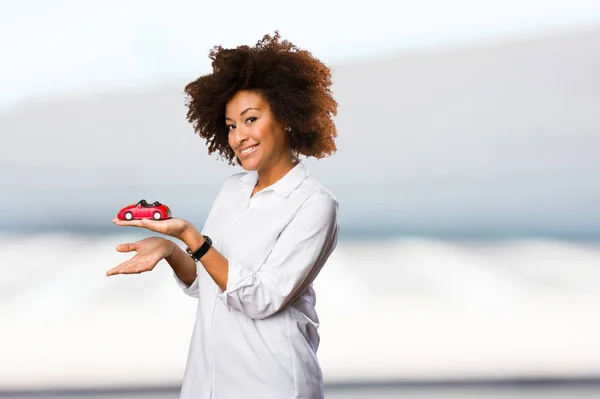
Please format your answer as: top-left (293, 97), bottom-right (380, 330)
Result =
top-left (2, 0), bottom-right (600, 111)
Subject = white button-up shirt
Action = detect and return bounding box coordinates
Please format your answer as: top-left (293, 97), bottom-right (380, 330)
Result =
top-left (174, 161), bottom-right (339, 399)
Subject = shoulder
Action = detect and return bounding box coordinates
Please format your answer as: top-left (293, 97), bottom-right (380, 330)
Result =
top-left (290, 177), bottom-right (339, 236)
top-left (224, 171), bottom-right (247, 185)
top-left (299, 175), bottom-right (338, 204)
top-left (294, 175), bottom-right (339, 220)
top-left (218, 171), bottom-right (248, 192)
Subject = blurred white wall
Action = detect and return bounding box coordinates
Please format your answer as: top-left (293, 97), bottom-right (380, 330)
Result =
top-left (3, 0), bottom-right (600, 110)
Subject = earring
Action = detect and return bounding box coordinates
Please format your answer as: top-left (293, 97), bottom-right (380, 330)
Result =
top-left (285, 127), bottom-right (292, 132)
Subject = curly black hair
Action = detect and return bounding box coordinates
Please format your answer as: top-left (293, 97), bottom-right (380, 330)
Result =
top-left (184, 31), bottom-right (338, 165)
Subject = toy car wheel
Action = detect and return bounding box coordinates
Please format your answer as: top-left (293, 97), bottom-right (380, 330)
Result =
top-left (124, 212), bottom-right (133, 220)
top-left (153, 211), bottom-right (162, 220)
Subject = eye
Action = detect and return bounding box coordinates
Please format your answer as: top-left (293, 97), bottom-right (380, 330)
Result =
top-left (226, 123), bottom-right (236, 131)
top-left (245, 116), bottom-right (257, 124)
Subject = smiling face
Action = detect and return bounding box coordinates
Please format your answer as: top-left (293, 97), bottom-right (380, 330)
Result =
top-left (226, 90), bottom-right (293, 173)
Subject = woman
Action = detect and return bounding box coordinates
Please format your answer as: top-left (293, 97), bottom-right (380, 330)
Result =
top-left (107, 32), bottom-right (339, 398)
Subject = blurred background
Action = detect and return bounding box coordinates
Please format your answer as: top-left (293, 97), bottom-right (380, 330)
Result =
top-left (1, 0), bottom-right (600, 398)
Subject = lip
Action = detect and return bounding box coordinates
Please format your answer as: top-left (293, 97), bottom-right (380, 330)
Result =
top-left (239, 144), bottom-right (259, 157)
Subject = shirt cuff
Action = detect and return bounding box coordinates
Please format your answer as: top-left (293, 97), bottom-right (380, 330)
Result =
top-left (173, 270), bottom-right (200, 298)
top-left (216, 258), bottom-right (255, 301)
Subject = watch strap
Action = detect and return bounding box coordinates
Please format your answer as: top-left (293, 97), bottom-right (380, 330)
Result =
top-left (186, 235), bottom-right (212, 261)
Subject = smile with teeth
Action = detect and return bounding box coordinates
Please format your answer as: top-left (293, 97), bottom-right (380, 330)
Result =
top-left (240, 144), bottom-right (259, 155)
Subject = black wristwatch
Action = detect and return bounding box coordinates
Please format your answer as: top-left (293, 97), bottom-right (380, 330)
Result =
top-left (186, 235), bottom-right (212, 261)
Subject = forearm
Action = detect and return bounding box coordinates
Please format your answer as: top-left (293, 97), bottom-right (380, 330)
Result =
top-left (181, 226), bottom-right (229, 291)
top-left (165, 243), bottom-right (198, 287)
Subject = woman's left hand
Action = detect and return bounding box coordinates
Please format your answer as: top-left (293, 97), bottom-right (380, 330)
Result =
top-left (106, 236), bottom-right (175, 276)
top-left (112, 216), bottom-right (192, 241)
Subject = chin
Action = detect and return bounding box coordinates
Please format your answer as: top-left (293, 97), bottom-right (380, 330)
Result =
top-left (240, 160), bottom-right (260, 171)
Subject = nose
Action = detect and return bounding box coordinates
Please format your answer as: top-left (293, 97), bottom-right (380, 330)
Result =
top-left (233, 126), bottom-right (248, 146)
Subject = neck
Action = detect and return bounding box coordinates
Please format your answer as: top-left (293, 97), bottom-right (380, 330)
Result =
top-left (256, 157), bottom-right (299, 188)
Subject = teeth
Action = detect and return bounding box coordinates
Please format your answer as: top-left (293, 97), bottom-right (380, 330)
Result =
top-left (241, 145), bottom-right (258, 154)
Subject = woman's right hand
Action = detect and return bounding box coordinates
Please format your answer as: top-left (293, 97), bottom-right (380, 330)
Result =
top-left (106, 236), bottom-right (175, 276)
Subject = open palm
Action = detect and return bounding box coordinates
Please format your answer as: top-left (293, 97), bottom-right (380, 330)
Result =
top-left (112, 216), bottom-right (190, 240)
top-left (106, 236), bottom-right (174, 276)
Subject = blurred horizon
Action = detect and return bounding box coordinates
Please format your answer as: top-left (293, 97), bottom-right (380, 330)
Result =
top-left (3, 26), bottom-right (600, 239)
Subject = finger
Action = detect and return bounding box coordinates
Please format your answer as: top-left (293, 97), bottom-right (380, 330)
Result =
top-left (106, 254), bottom-right (161, 276)
top-left (106, 254), bottom-right (144, 274)
top-left (116, 242), bottom-right (137, 252)
top-left (139, 218), bottom-right (161, 231)
top-left (106, 261), bottom-right (154, 276)
top-left (106, 259), bottom-right (136, 276)
top-left (112, 218), bottom-right (145, 228)
top-left (106, 261), bottom-right (144, 276)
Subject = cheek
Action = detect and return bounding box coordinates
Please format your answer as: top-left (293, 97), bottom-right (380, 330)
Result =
top-left (251, 125), bottom-right (267, 141)
top-left (255, 124), bottom-right (280, 146)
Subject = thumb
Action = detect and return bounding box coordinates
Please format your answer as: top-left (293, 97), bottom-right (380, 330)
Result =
top-left (116, 242), bottom-right (137, 252)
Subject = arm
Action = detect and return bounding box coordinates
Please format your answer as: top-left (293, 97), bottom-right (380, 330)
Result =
top-left (165, 243), bottom-right (198, 287)
top-left (180, 230), bottom-right (229, 291)
top-left (180, 194), bottom-right (339, 319)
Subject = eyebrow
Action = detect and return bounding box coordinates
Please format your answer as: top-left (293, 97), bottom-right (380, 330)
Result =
top-left (225, 107), bottom-right (261, 121)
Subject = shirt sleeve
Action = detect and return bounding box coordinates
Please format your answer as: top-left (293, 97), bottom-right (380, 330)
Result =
top-left (173, 268), bottom-right (200, 298)
top-left (216, 193), bottom-right (339, 320)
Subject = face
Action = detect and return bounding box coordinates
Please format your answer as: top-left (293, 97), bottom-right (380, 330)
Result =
top-left (225, 90), bottom-right (292, 172)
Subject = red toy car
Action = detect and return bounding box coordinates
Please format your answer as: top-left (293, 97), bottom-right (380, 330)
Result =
top-left (117, 199), bottom-right (172, 221)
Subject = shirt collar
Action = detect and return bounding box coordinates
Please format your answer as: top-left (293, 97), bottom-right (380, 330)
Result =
top-left (238, 161), bottom-right (309, 198)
